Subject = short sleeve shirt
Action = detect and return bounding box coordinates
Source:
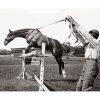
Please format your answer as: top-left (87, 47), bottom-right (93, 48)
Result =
top-left (85, 40), bottom-right (99, 59)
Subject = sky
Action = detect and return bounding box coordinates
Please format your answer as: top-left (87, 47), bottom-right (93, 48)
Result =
top-left (0, 9), bottom-right (100, 50)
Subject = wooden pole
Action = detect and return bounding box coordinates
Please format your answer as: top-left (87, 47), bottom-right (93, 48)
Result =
top-left (34, 75), bottom-right (49, 91)
top-left (42, 42), bottom-right (46, 56)
top-left (34, 43), bottom-right (49, 91)
top-left (39, 43), bottom-right (46, 91)
top-left (22, 50), bottom-right (25, 79)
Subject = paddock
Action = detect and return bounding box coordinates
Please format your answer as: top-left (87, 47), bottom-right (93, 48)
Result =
top-left (0, 55), bottom-right (100, 91)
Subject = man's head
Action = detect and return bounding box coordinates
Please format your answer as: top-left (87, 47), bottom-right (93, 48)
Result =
top-left (89, 29), bottom-right (99, 39)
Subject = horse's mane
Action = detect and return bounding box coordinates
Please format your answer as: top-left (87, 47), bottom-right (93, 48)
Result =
top-left (14, 28), bottom-right (34, 34)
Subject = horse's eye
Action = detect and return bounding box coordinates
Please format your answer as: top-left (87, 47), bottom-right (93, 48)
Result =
top-left (8, 34), bottom-right (12, 36)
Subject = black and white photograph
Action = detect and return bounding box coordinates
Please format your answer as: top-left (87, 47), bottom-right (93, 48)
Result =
top-left (0, 0), bottom-right (100, 99)
top-left (1, 8), bottom-right (100, 92)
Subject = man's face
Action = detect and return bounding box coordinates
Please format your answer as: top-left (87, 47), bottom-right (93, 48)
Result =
top-left (89, 32), bottom-right (94, 37)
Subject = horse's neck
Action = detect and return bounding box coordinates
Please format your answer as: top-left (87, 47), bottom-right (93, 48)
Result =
top-left (18, 29), bottom-right (36, 39)
top-left (14, 31), bottom-right (29, 39)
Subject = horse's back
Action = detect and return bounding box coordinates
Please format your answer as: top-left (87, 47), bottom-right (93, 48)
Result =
top-left (28, 29), bottom-right (63, 52)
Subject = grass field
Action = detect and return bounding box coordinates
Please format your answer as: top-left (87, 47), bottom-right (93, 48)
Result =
top-left (0, 55), bottom-right (100, 91)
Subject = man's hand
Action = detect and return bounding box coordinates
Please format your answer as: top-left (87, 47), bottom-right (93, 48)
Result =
top-left (65, 15), bottom-right (72, 22)
top-left (65, 17), bottom-right (68, 22)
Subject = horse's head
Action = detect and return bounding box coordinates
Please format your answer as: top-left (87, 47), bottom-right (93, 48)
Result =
top-left (4, 28), bottom-right (32, 46)
top-left (4, 29), bottom-right (15, 46)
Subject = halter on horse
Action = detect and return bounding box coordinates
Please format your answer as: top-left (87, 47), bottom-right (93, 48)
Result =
top-left (4, 28), bottom-right (70, 77)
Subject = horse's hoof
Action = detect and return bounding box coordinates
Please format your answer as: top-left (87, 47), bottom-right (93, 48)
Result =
top-left (62, 74), bottom-right (67, 78)
top-left (62, 70), bottom-right (66, 78)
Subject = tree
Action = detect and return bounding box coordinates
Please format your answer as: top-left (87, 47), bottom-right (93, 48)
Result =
top-left (0, 49), bottom-right (11, 55)
top-left (73, 46), bottom-right (85, 57)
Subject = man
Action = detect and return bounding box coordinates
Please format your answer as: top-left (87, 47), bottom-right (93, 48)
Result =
top-left (76, 29), bottom-right (99, 91)
top-left (65, 16), bottom-right (100, 91)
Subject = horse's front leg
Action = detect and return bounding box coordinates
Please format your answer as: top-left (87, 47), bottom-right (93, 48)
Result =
top-left (25, 42), bottom-right (33, 53)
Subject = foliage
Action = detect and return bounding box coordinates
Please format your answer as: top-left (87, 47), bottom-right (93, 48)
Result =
top-left (63, 42), bottom-right (85, 57)
top-left (73, 46), bottom-right (85, 57)
top-left (0, 49), bottom-right (11, 55)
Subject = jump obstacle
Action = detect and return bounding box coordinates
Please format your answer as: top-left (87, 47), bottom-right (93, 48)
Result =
top-left (16, 50), bottom-right (32, 79)
top-left (34, 43), bottom-right (49, 91)
top-left (16, 43), bottom-right (49, 91)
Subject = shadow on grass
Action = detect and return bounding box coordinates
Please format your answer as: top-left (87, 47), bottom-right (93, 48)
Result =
top-left (93, 87), bottom-right (100, 91)
top-left (0, 85), bottom-right (38, 91)
top-left (45, 78), bottom-right (78, 83)
top-left (43, 83), bottom-right (55, 91)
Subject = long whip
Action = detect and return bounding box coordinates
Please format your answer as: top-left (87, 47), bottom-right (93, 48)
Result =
top-left (37, 19), bottom-right (65, 30)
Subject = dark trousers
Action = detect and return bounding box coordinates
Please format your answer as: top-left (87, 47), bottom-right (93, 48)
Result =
top-left (76, 59), bottom-right (99, 91)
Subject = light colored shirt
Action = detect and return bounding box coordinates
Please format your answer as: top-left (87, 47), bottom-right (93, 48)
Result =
top-left (85, 40), bottom-right (99, 59)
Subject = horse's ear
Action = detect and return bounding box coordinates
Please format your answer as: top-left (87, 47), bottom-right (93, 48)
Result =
top-left (9, 29), bottom-right (12, 33)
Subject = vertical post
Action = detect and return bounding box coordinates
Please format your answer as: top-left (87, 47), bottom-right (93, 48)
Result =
top-left (22, 50), bottom-right (25, 79)
top-left (39, 43), bottom-right (46, 91)
top-left (42, 42), bottom-right (46, 56)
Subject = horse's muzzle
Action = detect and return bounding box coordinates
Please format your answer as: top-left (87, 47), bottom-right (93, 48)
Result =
top-left (4, 39), bottom-right (8, 46)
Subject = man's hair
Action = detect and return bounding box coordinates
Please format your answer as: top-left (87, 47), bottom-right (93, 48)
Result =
top-left (89, 29), bottom-right (99, 39)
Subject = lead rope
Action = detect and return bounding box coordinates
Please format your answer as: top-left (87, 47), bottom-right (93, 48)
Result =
top-left (37, 19), bottom-right (65, 30)
top-left (36, 18), bottom-right (71, 45)
top-left (37, 19), bottom-right (68, 45)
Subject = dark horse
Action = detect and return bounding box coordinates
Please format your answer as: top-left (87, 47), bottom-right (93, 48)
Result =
top-left (4, 29), bottom-right (70, 77)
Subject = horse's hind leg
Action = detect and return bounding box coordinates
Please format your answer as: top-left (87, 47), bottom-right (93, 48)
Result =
top-left (54, 56), bottom-right (66, 78)
top-left (58, 57), bottom-right (66, 78)
top-left (57, 58), bottom-right (62, 75)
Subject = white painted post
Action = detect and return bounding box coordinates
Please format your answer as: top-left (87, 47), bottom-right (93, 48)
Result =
top-left (34, 75), bottom-right (49, 91)
top-left (42, 42), bottom-right (46, 56)
top-left (16, 50), bottom-right (25, 79)
top-left (39, 43), bottom-right (46, 91)
top-left (22, 50), bottom-right (25, 79)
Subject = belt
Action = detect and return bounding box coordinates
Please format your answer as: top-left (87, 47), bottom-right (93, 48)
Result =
top-left (86, 58), bottom-right (98, 63)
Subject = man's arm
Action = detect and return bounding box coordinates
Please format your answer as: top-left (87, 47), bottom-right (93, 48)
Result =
top-left (95, 41), bottom-right (100, 58)
top-left (65, 16), bottom-right (98, 48)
